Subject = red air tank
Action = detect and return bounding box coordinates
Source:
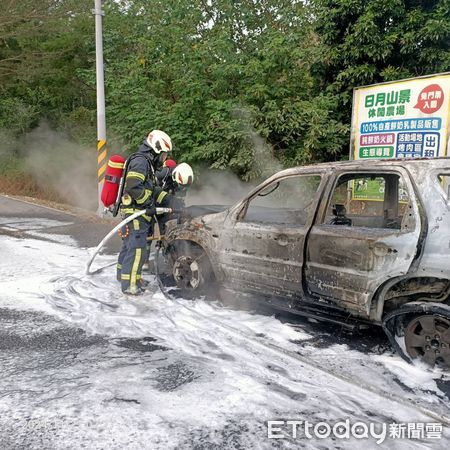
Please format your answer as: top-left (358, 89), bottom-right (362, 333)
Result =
top-left (101, 154), bottom-right (126, 208)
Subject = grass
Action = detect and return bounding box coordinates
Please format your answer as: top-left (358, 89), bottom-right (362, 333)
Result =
top-left (0, 155), bottom-right (65, 203)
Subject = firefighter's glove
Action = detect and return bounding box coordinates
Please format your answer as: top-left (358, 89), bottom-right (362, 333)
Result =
top-left (146, 206), bottom-right (157, 217)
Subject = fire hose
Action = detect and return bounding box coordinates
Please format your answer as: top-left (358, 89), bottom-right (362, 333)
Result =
top-left (85, 207), bottom-right (172, 275)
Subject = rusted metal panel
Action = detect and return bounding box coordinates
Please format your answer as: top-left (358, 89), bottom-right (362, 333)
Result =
top-left (306, 224), bottom-right (422, 314)
top-left (219, 222), bottom-right (306, 297)
top-left (164, 158), bottom-right (450, 321)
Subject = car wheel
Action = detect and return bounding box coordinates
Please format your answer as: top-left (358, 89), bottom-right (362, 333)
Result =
top-left (170, 245), bottom-right (215, 299)
top-left (403, 314), bottom-right (450, 367)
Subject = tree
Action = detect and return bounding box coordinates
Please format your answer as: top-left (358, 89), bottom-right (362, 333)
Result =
top-left (0, 0), bottom-right (94, 138)
top-left (98, 0), bottom-right (348, 179)
top-left (314, 0), bottom-right (450, 113)
top-left (7, 0), bottom-right (447, 187)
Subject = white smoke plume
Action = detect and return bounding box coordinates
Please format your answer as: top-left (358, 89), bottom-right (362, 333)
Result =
top-left (21, 123), bottom-right (100, 210)
top-left (185, 112), bottom-right (283, 206)
top-left (1, 118), bottom-right (284, 211)
top-left (248, 126), bottom-right (283, 181)
top-left (186, 167), bottom-right (257, 206)
top-left (0, 129), bottom-right (16, 157)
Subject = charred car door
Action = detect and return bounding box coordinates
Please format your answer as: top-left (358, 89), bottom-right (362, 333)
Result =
top-left (218, 171), bottom-right (325, 297)
top-left (305, 167), bottom-right (423, 316)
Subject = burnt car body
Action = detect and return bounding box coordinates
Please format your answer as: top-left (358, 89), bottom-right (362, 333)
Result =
top-left (160, 158), bottom-right (450, 367)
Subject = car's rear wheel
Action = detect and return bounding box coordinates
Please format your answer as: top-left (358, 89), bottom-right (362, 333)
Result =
top-left (383, 302), bottom-right (450, 369)
top-left (404, 314), bottom-right (450, 367)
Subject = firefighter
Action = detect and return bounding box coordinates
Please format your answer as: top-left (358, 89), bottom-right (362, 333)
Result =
top-left (154, 162), bottom-right (194, 231)
top-left (155, 159), bottom-right (177, 193)
top-left (143, 162), bottom-right (195, 273)
top-left (158, 162), bottom-right (194, 231)
top-left (156, 162), bottom-right (193, 203)
top-left (117, 130), bottom-right (172, 295)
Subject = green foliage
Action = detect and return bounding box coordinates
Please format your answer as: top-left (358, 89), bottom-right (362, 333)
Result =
top-left (314, 0), bottom-right (450, 113)
top-left (1, 0), bottom-right (448, 183)
top-left (0, 98), bottom-right (40, 136)
top-left (98, 0), bottom-right (349, 176)
top-left (0, 1), bottom-right (94, 133)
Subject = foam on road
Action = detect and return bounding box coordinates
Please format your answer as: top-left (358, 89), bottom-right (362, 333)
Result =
top-left (0, 209), bottom-right (449, 449)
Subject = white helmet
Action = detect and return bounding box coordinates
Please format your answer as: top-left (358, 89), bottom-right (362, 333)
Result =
top-left (146, 130), bottom-right (172, 154)
top-left (172, 162), bottom-right (194, 185)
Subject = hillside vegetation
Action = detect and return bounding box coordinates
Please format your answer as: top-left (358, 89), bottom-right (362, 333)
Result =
top-left (0, 0), bottom-right (448, 202)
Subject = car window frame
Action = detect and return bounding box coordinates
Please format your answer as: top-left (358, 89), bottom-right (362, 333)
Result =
top-left (233, 171), bottom-right (326, 226)
top-left (316, 168), bottom-right (418, 234)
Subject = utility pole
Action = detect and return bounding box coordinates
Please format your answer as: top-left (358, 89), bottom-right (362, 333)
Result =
top-left (93, 0), bottom-right (107, 214)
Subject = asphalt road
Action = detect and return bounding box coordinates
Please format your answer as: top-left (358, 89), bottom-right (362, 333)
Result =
top-left (0, 196), bottom-right (240, 448)
top-left (0, 195), bottom-right (121, 251)
top-left (1, 194), bottom-right (449, 449)
top-left (0, 196), bottom-right (274, 448)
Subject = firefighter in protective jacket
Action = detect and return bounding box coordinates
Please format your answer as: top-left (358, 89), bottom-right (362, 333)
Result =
top-left (154, 162), bottom-right (194, 230)
top-left (156, 162), bottom-right (193, 203)
top-left (117, 130), bottom-right (172, 295)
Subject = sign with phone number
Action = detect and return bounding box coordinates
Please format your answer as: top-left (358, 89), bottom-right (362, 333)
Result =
top-left (351, 73), bottom-right (450, 160)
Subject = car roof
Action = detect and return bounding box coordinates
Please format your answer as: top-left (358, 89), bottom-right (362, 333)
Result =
top-left (271, 157), bottom-right (450, 178)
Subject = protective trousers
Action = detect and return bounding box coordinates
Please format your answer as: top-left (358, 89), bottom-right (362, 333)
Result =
top-left (117, 215), bottom-right (152, 293)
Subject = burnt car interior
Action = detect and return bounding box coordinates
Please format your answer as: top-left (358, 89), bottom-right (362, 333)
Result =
top-left (325, 172), bottom-right (411, 230)
top-left (330, 204), bottom-right (353, 226)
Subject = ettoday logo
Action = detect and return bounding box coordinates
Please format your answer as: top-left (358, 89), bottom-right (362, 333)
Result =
top-left (267, 419), bottom-right (443, 444)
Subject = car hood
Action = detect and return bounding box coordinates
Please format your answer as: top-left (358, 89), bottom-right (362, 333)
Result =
top-left (164, 205), bottom-right (230, 243)
top-left (183, 204), bottom-right (230, 220)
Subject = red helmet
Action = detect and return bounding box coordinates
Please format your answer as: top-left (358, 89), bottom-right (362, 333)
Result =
top-left (164, 159), bottom-right (177, 169)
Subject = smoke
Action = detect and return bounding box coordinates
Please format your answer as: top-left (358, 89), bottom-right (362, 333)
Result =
top-left (1, 114), bottom-right (284, 211)
top-left (0, 129), bottom-right (17, 157)
top-left (185, 111), bottom-right (283, 207)
top-left (247, 124), bottom-right (283, 182)
top-left (21, 123), bottom-right (100, 210)
top-left (186, 167), bottom-right (257, 206)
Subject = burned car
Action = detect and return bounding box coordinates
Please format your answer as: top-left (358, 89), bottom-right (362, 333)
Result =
top-left (159, 159), bottom-right (450, 367)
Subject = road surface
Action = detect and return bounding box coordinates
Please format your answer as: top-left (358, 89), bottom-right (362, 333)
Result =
top-left (0, 194), bottom-right (449, 449)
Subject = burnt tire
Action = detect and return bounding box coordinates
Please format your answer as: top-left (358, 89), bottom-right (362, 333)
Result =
top-left (403, 314), bottom-right (450, 367)
top-left (383, 303), bottom-right (450, 369)
top-left (161, 243), bottom-right (216, 299)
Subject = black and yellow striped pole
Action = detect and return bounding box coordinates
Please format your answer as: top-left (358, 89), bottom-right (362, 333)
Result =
top-left (97, 138), bottom-right (107, 185)
top-left (94, 0), bottom-right (107, 213)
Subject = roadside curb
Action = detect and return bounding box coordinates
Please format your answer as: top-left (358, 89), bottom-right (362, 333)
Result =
top-left (0, 194), bottom-right (117, 224)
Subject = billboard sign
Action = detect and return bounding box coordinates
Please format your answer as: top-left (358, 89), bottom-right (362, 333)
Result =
top-left (350, 73), bottom-right (450, 161)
